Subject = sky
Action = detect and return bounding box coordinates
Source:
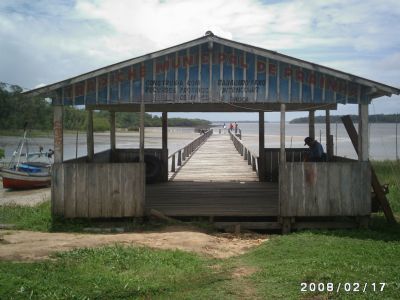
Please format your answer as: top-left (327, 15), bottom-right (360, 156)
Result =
top-left (1, 0), bottom-right (400, 121)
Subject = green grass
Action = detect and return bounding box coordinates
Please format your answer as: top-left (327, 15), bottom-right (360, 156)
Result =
top-left (237, 220), bottom-right (400, 299)
top-left (0, 201), bottom-right (52, 231)
top-left (0, 161), bottom-right (399, 298)
top-left (1, 220), bottom-right (399, 299)
top-left (372, 160), bottom-right (400, 213)
top-left (0, 245), bottom-right (232, 299)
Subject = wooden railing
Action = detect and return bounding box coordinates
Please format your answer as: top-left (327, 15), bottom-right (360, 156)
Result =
top-left (228, 130), bottom-right (259, 174)
top-left (168, 129), bottom-right (213, 174)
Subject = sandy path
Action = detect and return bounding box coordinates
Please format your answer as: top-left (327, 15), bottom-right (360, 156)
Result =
top-left (0, 181), bottom-right (50, 206)
top-left (0, 227), bottom-right (267, 261)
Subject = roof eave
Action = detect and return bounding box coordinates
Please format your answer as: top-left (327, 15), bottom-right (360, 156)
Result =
top-left (23, 34), bottom-right (400, 99)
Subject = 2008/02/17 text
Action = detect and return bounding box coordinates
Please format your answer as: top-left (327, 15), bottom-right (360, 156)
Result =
top-left (300, 282), bottom-right (386, 293)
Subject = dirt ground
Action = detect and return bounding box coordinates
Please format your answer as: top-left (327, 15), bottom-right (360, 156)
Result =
top-left (0, 180), bottom-right (267, 262)
top-left (0, 226), bottom-right (267, 261)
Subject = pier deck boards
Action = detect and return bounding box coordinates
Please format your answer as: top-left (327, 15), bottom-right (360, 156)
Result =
top-left (146, 133), bottom-right (278, 217)
top-left (173, 134), bottom-right (259, 182)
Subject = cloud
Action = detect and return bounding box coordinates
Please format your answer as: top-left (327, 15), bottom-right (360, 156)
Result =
top-left (0, 0), bottom-right (399, 116)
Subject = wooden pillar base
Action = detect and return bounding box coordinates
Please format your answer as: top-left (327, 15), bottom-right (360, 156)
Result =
top-left (281, 217), bottom-right (292, 234)
top-left (358, 216), bottom-right (370, 229)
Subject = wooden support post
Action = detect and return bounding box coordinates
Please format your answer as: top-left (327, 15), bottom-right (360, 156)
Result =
top-left (358, 216), bottom-right (370, 229)
top-left (87, 110), bottom-right (94, 162)
top-left (326, 110), bottom-right (333, 160)
top-left (281, 217), bottom-right (291, 234)
top-left (161, 112), bottom-right (168, 182)
top-left (110, 111), bottom-right (116, 152)
top-left (280, 104), bottom-right (286, 164)
top-left (139, 101), bottom-right (145, 163)
top-left (309, 110), bottom-right (315, 139)
top-left (53, 105), bottom-right (63, 163)
top-left (358, 104), bottom-right (369, 162)
top-left (258, 111), bottom-right (266, 181)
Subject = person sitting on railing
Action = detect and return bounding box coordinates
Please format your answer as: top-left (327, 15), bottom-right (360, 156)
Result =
top-left (304, 137), bottom-right (327, 162)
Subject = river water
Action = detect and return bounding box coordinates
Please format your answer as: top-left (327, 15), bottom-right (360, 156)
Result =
top-left (217, 122), bottom-right (399, 160)
top-left (0, 127), bottom-right (199, 162)
top-left (0, 123), bottom-right (398, 161)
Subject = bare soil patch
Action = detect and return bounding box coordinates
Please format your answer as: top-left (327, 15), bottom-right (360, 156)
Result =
top-left (0, 226), bottom-right (267, 261)
top-left (0, 183), bottom-right (50, 206)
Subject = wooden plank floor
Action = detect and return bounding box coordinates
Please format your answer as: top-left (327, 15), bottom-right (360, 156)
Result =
top-left (146, 133), bottom-right (278, 217)
top-left (172, 134), bottom-right (259, 182)
top-left (146, 181), bottom-right (279, 216)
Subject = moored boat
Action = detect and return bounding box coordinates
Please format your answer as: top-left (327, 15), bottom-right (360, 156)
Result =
top-left (0, 124), bottom-right (53, 189)
top-left (1, 163), bottom-right (51, 189)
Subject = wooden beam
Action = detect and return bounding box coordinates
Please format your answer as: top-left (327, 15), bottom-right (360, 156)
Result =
top-left (341, 115), bottom-right (396, 224)
top-left (87, 110), bottom-right (94, 162)
top-left (358, 104), bottom-right (369, 161)
top-left (139, 102), bottom-right (145, 162)
top-left (53, 105), bottom-right (63, 163)
top-left (280, 104), bottom-right (286, 164)
top-left (258, 111), bottom-right (266, 181)
top-left (161, 112), bottom-right (168, 182)
top-left (162, 112), bottom-right (168, 150)
top-left (326, 109), bottom-right (333, 160)
top-left (87, 103), bottom-right (337, 113)
top-left (110, 111), bottom-right (116, 152)
top-left (309, 110), bottom-right (315, 139)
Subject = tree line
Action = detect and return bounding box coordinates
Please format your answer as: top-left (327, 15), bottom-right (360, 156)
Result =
top-left (0, 83), bottom-right (211, 132)
top-left (290, 114), bottom-right (400, 124)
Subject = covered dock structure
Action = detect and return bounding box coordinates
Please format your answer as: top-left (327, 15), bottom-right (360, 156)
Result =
top-left (24, 32), bottom-right (400, 232)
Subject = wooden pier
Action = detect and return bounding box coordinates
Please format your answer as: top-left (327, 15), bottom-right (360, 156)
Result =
top-left (146, 134), bottom-right (279, 217)
top-left (25, 33), bottom-right (399, 230)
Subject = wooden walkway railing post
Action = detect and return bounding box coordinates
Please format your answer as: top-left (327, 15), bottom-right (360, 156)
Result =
top-left (178, 150), bottom-right (182, 166)
top-left (228, 130), bottom-right (259, 175)
top-left (168, 129), bottom-right (213, 178)
top-left (171, 154), bottom-right (176, 172)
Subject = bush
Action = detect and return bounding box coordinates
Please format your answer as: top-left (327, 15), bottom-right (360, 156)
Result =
top-left (93, 116), bottom-right (110, 132)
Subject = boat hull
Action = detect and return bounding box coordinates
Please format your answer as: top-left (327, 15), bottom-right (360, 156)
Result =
top-left (1, 169), bottom-right (51, 189)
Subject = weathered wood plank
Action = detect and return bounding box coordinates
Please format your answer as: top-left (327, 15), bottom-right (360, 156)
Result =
top-left (64, 163), bottom-right (76, 218)
top-left (111, 164), bottom-right (122, 217)
top-left (100, 164), bottom-right (111, 217)
top-left (87, 110), bottom-right (94, 162)
top-left (135, 163), bottom-right (145, 216)
top-left (88, 163), bottom-right (101, 218)
top-left (341, 115), bottom-right (393, 222)
top-left (51, 163), bottom-right (64, 216)
top-left (53, 106), bottom-right (63, 163)
top-left (75, 163), bottom-right (88, 218)
top-left (123, 165), bottom-right (134, 217)
top-left (110, 111), bottom-right (116, 151)
top-left (146, 181), bottom-right (278, 216)
top-left (173, 135), bottom-right (259, 182)
top-left (280, 162), bottom-right (370, 217)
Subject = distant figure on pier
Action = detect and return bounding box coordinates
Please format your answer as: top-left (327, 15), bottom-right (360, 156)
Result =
top-left (234, 122), bottom-right (238, 134)
top-left (223, 123), bottom-right (226, 130)
top-left (304, 137), bottom-right (326, 162)
top-left (229, 123), bottom-right (234, 131)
